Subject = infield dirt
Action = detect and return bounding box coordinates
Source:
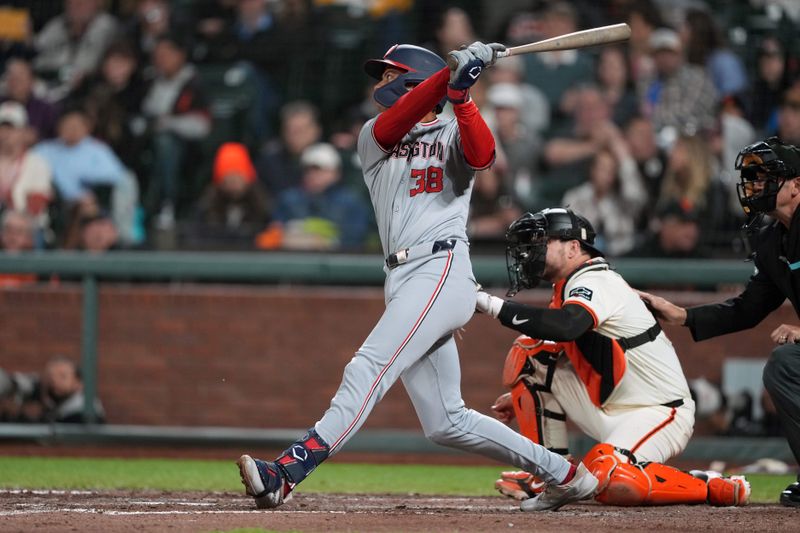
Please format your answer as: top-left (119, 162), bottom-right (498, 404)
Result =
top-left (1, 489), bottom-right (797, 533)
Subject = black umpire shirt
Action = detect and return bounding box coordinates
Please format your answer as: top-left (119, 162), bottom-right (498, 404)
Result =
top-left (685, 207), bottom-right (800, 340)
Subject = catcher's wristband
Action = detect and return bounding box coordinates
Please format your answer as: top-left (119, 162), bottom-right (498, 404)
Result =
top-left (447, 86), bottom-right (470, 105)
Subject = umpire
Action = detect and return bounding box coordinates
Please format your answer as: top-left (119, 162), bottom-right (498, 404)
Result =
top-left (638, 136), bottom-right (800, 508)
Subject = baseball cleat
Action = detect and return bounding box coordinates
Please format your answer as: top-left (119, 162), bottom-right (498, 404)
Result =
top-left (780, 480), bottom-right (800, 507)
top-left (520, 462), bottom-right (599, 512)
top-left (495, 471), bottom-right (546, 500)
top-left (237, 454), bottom-right (293, 509)
top-left (706, 475), bottom-right (750, 506)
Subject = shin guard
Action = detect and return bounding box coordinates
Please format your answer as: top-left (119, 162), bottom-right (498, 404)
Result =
top-left (504, 337), bottom-right (568, 454)
top-left (275, 428), bottom-right (330, 486)
top-left (585, 443), bottom-right (708, 506)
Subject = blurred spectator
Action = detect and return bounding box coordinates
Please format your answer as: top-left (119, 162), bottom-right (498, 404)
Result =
top-left (655, 133), bottom-right (719, 223)
top-left (680, 8), bottom-right (747, 98)
top-left (0, 57), bottom-right (59, 140)
top-left (33, 106), bottom-right (126, 241)
top-left (624, 0), bottom-right (663, 86)
top-left (626, 200), bottom-right (708, 259)
top-left (644, 27), bottom-right (718, 148)
top-left (522, 2), bottom-right (594, 118)
top-left (256, 100), bottom-right (322, 196)
top-left (539, 85), bottom-right (615, 209)
top-left (124, 0), bottom-right (192, 63)
top-left (561, 142), bottom-right (647, 257)
top-left (425, 6), bottom-right (475, 60)
top-left (184, 142), bottom-right (270, 249)
top-left (744, 37), bottom-right (793, 136)
top-left (776, 82), bottom-right (800, 146)
top-left (467, 158), bottom-right (522, 244)
top-left (486, 54), bottom-right (550, 135)
top-left (77, 209), bottom-right (120, 252)
top-left (32, 0), bottom-right (119, 100)
top-left (712, 95), bottom-right (756, 220)
top-left (140, 32), bottom-right (211, 228)
top-left (0, 101), bottom-right (53, 228)
top-left (196, 0), bottom-right (285, 75)
top-left (596, 46), bottom-right (638, 127)
top-left (0, 209), bottom-right (36, 287)
top-left (485, 83), bottom-right (541, 208)
top-left (68, 40), bottom-right (149, 173)
top-left (0, 356), bottom-right (105, 423)
top-left (624, 114), bottom-right (666, 216)
top-left (328, 106), bottom-right (370, 200)
top-left (264, 143), bottom-right (371, 251)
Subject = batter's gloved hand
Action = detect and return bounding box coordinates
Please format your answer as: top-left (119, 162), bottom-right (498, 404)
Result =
top-left (466, 41), bottom-right (506, 68)
top-left (447, 48), bottom-right (483, 103)
top-left (475, 291), bottom-right (504, 318)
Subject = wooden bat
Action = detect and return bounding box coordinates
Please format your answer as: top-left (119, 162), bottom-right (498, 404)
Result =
top-left (446, 23), bottom-right (631, 69)
top-left (496, 23), bottom-right (631, 58)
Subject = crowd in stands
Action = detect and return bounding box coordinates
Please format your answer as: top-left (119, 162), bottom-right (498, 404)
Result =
top-left (0, 0), bottom-right (798, 260)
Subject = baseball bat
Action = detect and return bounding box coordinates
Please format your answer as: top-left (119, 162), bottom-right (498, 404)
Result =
top-left (446, 23), bottom-right (630, 69)
top-left (497, 23), bottom-right (631, 58)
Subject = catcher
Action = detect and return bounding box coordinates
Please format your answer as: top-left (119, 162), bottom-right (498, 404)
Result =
top-left (475, 207), bottom-right (750, 506)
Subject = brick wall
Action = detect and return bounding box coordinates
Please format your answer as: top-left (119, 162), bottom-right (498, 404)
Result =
top-left (0, 285), bottom-right (793, 428)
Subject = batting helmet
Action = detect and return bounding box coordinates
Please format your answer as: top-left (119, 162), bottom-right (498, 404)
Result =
top-left (364, 44), bottom-right (447, 111)
top-left (735, 136), bottom-right (800, 216)
top-left (505, 208), bottom-right (603, 296)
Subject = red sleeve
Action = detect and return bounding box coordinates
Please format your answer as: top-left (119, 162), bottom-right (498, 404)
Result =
top-left (452, 99), bottom-right (495, 169)
top-left (373, 67), bottom-right (449, 150)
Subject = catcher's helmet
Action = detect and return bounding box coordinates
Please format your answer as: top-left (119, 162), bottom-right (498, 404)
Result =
top-left (735, 136), bottom-right (800, 216)
top-left (505, 208), bottom-right (603, 296)
top-left (364, 44), bottom-right (447, 112)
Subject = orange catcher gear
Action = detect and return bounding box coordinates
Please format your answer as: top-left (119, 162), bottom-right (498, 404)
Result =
top-left (583, 443), bottom-right (750, 506)
top-left (503, 336), bottom-right (569, 454)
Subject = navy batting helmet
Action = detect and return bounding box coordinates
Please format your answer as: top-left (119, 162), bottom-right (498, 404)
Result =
top-left (505, 208), bottom-right (603, 296)
top-left (364, 44), bottom-right (447, 112)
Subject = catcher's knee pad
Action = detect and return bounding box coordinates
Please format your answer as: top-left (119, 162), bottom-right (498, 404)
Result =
top-left (505, 336), bottom-right (568, 454)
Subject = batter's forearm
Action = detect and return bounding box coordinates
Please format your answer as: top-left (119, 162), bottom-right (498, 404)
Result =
top-left (453, 100), bottom-right (495, 169)
top-left (373, 68), bottom-right (450, 149)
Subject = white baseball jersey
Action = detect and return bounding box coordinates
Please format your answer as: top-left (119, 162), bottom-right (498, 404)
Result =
top-left (562, 260), bottom-right (691, 407)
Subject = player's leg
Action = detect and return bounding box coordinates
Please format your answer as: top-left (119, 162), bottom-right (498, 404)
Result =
top-left (586, 404), bottom-right (748, 506)
top-left (763, 343), bottom-right (800, 507)
top-left (402, 336), bottom-right (574, 485)
top-left (237, 251), bottom-right (476, 507)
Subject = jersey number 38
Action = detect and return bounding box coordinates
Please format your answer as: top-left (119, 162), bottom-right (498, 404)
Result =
top-left (410, 166), bottom-right (444, 197)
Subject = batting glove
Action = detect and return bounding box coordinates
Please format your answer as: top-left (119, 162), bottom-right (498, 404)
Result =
top-left (447, 48), bottom-right (483, 105)
top-left (466, 41), bottom-right (506, 68)
top-left (476, 291), bottom-right (504, 318)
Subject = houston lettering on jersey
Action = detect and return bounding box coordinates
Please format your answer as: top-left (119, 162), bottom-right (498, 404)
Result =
top-left (389, 140), bottom-right (446, 162)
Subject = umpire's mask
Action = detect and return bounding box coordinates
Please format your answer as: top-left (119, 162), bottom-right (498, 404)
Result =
top-left (736, 137), bottom-right (800, 217)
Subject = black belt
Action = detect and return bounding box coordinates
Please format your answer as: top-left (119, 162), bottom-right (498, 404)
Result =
top-left (617, 322), bottom-right (662, 351)
top-left (385, 239), bottom-right (458, 270)
top-left (662, 399), bottom-right (684, 408)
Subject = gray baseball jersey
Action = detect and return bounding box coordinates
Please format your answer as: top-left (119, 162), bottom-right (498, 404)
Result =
top-left (358, 117), bottom-right (473, 256)
top-left (312, 114), bottom-right (571, 484)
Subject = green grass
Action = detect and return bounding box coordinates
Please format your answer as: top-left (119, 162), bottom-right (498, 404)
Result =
top-left (0, 456), bottom-right (791, 503)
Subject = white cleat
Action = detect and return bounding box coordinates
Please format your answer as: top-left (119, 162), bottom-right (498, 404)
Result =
top-left (520, 463), bottom-right (599, 512)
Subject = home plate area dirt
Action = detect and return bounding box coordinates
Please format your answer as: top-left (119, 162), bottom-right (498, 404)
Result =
top-left (0, 490), bottom-right (796, 532)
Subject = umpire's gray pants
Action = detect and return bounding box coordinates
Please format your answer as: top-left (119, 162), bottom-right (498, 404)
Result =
top-left (763, 343), bottom-right (800, 465)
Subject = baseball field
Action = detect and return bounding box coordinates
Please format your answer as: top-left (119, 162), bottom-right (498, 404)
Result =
top-left (0, 456), bottom-right (797, 532)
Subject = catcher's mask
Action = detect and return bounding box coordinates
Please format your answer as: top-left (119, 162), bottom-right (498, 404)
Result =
top-left (735, 137), bottom-right (800, 220)
top-left (505, 208), bottom-right (603, 296)
top-left (364, 44), bottom-right (447, 112)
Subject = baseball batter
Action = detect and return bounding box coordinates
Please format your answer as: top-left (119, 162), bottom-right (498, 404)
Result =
top-left (476, 207), bottom-right (750, 506)
top-left (237, 43), bottom-right (597, 512)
